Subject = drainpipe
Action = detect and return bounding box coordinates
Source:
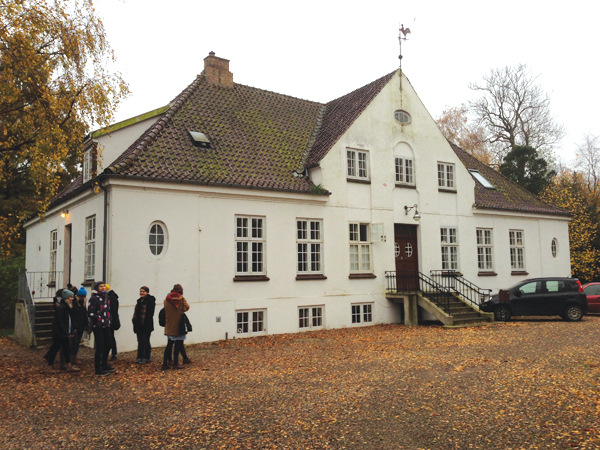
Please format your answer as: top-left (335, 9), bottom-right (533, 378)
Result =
top-left (99, 179), bottom-right (108, 282)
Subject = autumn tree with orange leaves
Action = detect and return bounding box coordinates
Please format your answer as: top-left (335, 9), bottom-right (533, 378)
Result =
top-left (542, 172), bottom-right (600, 283)
top-left (0, 0), bottom-right (129, 258)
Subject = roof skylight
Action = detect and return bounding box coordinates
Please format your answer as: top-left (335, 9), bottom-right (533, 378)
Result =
top-left (189, 131), bottom-right (211, 148)
top-left (468, 170), bottom-right (495, 189)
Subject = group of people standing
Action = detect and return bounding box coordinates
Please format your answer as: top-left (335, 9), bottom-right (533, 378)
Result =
top-left (43, 282), bottom-right (192, 376)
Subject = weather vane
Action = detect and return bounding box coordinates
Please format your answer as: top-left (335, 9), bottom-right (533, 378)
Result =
top-left (399, 23), bottom-right (411, 68)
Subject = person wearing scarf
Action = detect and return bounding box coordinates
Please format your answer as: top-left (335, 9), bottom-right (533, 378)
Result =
top-left (88, 281), bottom-right (115, 376)
top-left (132, 286), bottom-right (156, 364)
top-left (162, 284), bottom-right (189, 370)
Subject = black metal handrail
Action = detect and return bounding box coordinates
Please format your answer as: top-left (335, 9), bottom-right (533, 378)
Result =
top-left (429, 270), bottom-right (492, 308)
top-left (385, 271), bottom-right (454, 313)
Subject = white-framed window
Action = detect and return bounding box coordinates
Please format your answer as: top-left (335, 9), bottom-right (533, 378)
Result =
top-left (49, 230), bottom-right (58, 282)
top-left (235, 216), bottom-right (265, 275)
top-left (148, 222), bottom-right (167, 257)
top-left (349, 223), bottom-right (371, 272)
top-left (297, 219), bottom-right (323, 274)
top-left (83, 148), bottom-right (92, 183)
top-left (440, 227), bottom-right (458, 270)
top-left (85, 215), bottom-right (96, 279)
top-left (298, 306), bottom-right (324, 329)
top-left (476, 228), bottom-right (493, 271)
top-left (395, 157), bottom-right (414, 185)
top-left (551, 238), bottom-right (559, 259)
top-left (236, 309), bottom-right (266, 334)
top-left (509, 230), bottom-right (525, 270)
top-left (437, 162), bottom-right (455, 190)
top-left (351, 303), bottom-right (373, 324)
top-left (347, 149), bottom-right (369, 180)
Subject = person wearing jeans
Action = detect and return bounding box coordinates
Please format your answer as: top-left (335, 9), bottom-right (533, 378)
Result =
top-left (161, 284), bottom-right (189, 370)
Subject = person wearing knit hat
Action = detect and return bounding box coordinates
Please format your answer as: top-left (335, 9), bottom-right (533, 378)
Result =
top-left (70, 287), bottom-right (89, 365)
top-left (88, 281), bottom-right (114, 376)
top-left (43, 289), bottom-right (80, 372)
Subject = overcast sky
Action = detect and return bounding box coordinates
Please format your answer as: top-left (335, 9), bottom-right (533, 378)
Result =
top-left (95, 0), bottom-right (598, 164)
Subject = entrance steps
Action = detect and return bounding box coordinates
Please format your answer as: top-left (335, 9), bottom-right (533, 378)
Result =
top-left (34, 302), bottom-right (54, 346)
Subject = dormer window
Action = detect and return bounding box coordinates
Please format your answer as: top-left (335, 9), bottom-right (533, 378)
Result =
top-left (83, 148), bottom-right (92, 183)
top-left (468, 170), bottom-right (495, 189)
top-left (189, 131), bottom-right (211, 148)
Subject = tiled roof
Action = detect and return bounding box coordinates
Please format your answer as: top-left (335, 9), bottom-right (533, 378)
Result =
top-left (451, 144), bottom-right (570, 217)
top-left (305, 71), bottom-right (396, 168)
top-left (106, 76), bottom-right (324, 192)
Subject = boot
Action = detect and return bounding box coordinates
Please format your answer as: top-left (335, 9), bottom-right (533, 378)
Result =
top-left (67, 363), bottom-right (80, 372)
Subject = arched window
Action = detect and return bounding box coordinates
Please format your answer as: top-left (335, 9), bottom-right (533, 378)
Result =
top-left (551, 238), bottom-right (558, 258)
top-left (149, 222), bottom-right (167, 257)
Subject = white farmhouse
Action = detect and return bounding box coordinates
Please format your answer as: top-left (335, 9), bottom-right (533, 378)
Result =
top-left (22, 53), bottom-right (571, 351)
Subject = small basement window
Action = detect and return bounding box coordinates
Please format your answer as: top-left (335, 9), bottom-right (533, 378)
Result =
top-left (468, 170), bottom-right (495, 189)
top-left (189, 131), bottom-right (211, 148)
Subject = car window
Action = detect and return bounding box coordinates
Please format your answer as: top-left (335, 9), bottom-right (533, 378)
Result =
top-left (546, 280), bottom-right (566, 293)
top-left (519, 281), bottom-right (540, 295)
top-left (584, 284), bottom-right (600, 295)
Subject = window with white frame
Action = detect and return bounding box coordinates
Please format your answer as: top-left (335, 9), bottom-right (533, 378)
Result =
top-left (440, 227), bottom-right (459, 270)
top-left (395, 157), bottom-right (414, 185)
top-left (83, 148), bottom-right (92, 183)
top-left (347, 149), bottom-right (369, 180)
top-left (236, 310), bottom-right (266, 334)
top-left (148, 222), bottom-right (167, 257)
top-left (85, 215), bottom-right (96, 279)
top-left (351, 303), bottom-right (373, 324)
top-left (298, 306), bottom-right (324, 329)
top-left (236, 216), bottom-right (265, 275)
top-left (297, 219), bottom-right (323, 274)
top-left (509, 230), bottom-right (525, 270)
top-left (437, 162), bottom-right (455, 190)
top-left (49, 230), bottom-right (58, 282)
top-left (349, 223), bottom-right (371, 272)
top-left (476, 228), bottom-right (494, 271)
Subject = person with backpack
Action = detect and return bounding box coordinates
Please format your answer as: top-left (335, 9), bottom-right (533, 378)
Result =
top-left (132, 286), bottom-right (156, 364)
top-left (161, 284), bottom-right (189, 370)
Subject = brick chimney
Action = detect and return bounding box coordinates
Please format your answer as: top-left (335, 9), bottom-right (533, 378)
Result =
top-left (202, 51), bottom-right (233, 87)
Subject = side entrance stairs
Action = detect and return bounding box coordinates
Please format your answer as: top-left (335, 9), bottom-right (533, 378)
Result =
top-left (416, 292), bottom-right (494, 327)
top-left (33, 302), bottom-right (54, 346)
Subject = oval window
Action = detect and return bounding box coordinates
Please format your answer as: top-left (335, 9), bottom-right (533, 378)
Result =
top-left (551, 238), bottom-right (558, 258)
top-left (405, 243), bottom-right (413, 257)
top-left (149, 222), bottom-right (167, 257)
top-left (394, 110), bottom-right (411, 125)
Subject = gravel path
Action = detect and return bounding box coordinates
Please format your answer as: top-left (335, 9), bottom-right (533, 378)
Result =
top-left (0, 317), bottom-right (598, 449)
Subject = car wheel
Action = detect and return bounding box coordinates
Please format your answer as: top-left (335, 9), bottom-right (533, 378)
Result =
top-left (563, 305), bottom-right (583, 322)
top-left (494, 306), bottom-right (511, 322)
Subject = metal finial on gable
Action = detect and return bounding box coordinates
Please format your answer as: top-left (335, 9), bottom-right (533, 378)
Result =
top-left (398, 23), bottom-right (411, 68)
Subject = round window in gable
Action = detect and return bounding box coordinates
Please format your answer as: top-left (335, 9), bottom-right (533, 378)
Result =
top-left (148, 222), bottom-right (167, 257)
top-left (394, 110), bottom-right (411, 125)
top-left (551, 238), bottom-right (558, 258)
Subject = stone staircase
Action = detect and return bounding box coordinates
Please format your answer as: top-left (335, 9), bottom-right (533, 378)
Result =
top-left (34, 302), bottom-right (54, 346)
top-left (418, 292), bottom-right (494, 327)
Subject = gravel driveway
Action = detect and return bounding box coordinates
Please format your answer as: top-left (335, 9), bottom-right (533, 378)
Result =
top-left (1, 317), bottom-right (598, 449)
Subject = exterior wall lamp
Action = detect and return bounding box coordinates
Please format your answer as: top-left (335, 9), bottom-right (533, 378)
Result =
top-left (60, 210), bottom-right (68, 218)
top-left (404, 204), bottom-right (421, 222)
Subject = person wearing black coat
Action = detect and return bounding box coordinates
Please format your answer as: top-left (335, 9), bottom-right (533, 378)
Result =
top-left (43, 290), bottom-right (80, 372)
top-left (70, 287), bottom-right (89, 366)
top-left (105, 284), bottom-right (120, 361)
top-left (132, 286), bottom-right (156, 364)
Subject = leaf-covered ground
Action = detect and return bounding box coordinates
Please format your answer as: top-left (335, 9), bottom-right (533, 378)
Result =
top-left (0, 317), bottom-right (599, 449)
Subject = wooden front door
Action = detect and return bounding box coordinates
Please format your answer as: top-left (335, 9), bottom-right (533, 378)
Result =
top-left (394, 224), bottom-right (419, 291)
